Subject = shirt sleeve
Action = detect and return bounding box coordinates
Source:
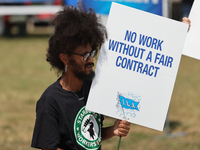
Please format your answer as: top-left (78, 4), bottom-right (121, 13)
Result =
top-left (31, 96), bottom-right (60, 149)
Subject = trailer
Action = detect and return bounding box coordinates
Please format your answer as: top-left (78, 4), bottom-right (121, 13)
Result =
top-left (0, 0), bottom-right (63, 37)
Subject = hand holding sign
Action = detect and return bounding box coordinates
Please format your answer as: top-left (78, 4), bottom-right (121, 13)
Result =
top-left (182, 0), bottom-right (200, 60)
top-left (182, 17), bottom-right (191, 30)
top-left (113, 120), bottom-right (130, 137)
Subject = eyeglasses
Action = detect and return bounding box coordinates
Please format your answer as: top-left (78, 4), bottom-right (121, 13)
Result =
top-left (71, 49), bottom-right (97, 61)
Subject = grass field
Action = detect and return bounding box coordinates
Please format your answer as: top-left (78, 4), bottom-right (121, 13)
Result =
top-left (0, 36), bottom-right (200, 150)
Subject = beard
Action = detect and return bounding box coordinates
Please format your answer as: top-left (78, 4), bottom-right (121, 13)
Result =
top-left (69, 59), bottom-right (95, 81)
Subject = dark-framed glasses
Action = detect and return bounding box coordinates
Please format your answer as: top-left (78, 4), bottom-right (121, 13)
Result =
top-left (71, 49), bottom-right (97, 61)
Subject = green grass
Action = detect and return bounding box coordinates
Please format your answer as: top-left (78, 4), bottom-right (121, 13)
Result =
top-left (0, 36), bottom-right (200, 150)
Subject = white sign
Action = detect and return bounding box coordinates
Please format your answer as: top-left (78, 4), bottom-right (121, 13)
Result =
top-left (182, 0), bottom-right (200, 60)
top-left (86, 2), bottom-right (188, 131)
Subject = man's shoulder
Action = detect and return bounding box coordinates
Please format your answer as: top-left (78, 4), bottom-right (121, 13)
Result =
top-left (35, 78), bottom-right (62, 113)
top-left (38, 78), bottom-right (61, 103)
top-left (44, 78), bottom-right (60, 95)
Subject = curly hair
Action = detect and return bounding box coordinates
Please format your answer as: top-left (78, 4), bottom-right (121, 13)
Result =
top-left (46, 3), bottom-right (107, 74)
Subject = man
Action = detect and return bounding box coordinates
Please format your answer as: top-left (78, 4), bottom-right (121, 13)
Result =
top-left (31, 4), bottom-right (130, 150)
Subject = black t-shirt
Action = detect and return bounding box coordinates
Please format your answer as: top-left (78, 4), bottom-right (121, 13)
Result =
top-left (31, 78), bottom-right (103, 150)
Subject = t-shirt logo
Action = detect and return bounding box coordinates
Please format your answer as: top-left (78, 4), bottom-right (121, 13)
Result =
top-left (74, 106), bottom-right (101, 150)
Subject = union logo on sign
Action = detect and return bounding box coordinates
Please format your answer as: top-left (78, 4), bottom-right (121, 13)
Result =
top-left (116, 92), bottom-right (141, 119)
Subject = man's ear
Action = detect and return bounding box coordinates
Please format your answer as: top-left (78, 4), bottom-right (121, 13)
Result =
top-left (59, 53), bottom-right (68, 64)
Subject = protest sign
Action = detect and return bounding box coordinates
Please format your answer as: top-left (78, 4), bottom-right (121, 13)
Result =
top-left (86, 2), bottom-right (188, 131)
top-left (182, 0), bottom-right (200, 60)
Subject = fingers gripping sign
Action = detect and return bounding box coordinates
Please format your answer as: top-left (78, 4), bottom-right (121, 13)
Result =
top-left (182, 17), bottom-right (191, 31)
top-left (113, 120), bottom-right (130, 137)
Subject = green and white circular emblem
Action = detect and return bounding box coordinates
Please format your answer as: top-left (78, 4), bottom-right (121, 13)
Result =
top-left (74, 106), bottom-right (101, 150)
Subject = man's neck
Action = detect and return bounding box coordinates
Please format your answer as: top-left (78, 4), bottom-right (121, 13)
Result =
top-left (61, 72), bottom-right (83, 92)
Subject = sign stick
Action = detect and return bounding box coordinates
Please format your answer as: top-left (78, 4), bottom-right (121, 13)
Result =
top-left (117, 135), bottom-right (121, 150)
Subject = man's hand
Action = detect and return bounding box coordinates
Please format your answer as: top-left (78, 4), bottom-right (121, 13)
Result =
top-left (182, 17), bottom-right (191, 31)
top-left (113, 120), bottom-right (130, 137)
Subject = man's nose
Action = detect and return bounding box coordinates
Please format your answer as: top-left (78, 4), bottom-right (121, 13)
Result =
top-left (87, 55), bottom-right (94, 62)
